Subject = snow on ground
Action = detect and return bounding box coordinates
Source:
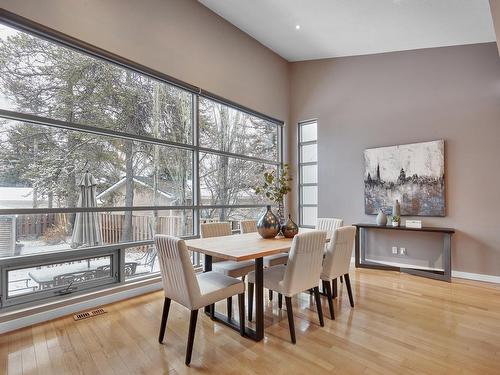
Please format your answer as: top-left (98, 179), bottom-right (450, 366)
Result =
top-left (7, 239), bottom-right (158, 297)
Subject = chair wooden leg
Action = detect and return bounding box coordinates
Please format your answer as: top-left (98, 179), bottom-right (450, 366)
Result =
top-left (333, 278), bottom-right (338, 299)
top-left (285, 296), bottom-right (296, 344)
top-left (269, 289), bottom-right (273, 301)
top-left (344, 273), bottom-right (354, 307)
top-left (237, 293), bottom-right (245, 336)
top-left (313, 287), bottom-right (324, 327)
top-left (158, 297), bottom-right (171, 343)
top-left (340, 275), bottom-right (343, 283)
top-left (278, 293), bottom-right (283, 309)
top-left (322, 280), bottom-right (335, 320)
top-left (185, 310), bottom-right (198, 366)
top-left (227, 297), bottom-right (232, 320)
top-left (248, 282), bottom-right (254, 321)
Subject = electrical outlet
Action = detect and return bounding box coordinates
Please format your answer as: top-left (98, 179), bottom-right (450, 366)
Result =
top-left (400, 247), bottom-right (407, 255)
top-left (392, 246), bottom-right (398, 254)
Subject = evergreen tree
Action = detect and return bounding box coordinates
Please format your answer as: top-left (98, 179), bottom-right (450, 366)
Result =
top-left (398, 168), bottom-right (406, 184)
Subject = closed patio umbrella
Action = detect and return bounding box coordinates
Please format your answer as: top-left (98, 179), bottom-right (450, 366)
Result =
top-left (71, 171), bottom-right (102, 248)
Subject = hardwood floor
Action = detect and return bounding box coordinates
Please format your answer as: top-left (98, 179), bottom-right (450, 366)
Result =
top-left (1, 268), bottom-right (500, 374)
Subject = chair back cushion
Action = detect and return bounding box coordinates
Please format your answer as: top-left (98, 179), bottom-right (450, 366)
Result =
top-left (200, 222), bottom-right (232, 263)
top-left (322, 226), bottom-right (356, 280)
top-left (155, 235), bottom-right (200, 309)
top-left (200, 222), bottom-right (232, 238)
top-left (239, 220), bottom-right (257, 234)
top-left (281, 230), bottom-right (327, 296)
top-left (316, 218), bottom-right (344, 240)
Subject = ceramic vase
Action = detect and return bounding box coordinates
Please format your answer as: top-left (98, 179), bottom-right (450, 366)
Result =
top-left (257, 205), bottom-right (280, 239)
top-left (281, 214), bottom-right (299, 238)
top-left (376, 210), bottom-right (387, 226)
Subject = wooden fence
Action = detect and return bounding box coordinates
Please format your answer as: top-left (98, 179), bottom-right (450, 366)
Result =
top-left (15, 213), bottom-right (182, 245)
top-left (16, 213), bottom-right (67, 239)
top-left (14, 213), bottom-right (238, 244)
top-left (100, 213), bottom-right (182, 245)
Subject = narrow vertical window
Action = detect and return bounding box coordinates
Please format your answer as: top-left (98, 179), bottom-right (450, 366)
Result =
top-left (298, 120), bottom-right (318, 227)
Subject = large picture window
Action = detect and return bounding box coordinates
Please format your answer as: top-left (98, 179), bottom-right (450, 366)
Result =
top-left (0, 20), bottom-right (282, 309)
top-left (199, 97), bottom-right (278, 161)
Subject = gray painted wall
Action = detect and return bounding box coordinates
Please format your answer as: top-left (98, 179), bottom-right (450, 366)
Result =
top-left (289, 42), bottom-right (500, 276)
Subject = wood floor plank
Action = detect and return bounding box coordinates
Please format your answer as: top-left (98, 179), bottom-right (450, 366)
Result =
top-left (31, 324), bottom-right (53, 375)
top-left (1, 268), bottom-right (500, 374)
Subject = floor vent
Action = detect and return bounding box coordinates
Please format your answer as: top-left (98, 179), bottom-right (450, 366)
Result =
top-left (73, 307), bottom-right (106, 321)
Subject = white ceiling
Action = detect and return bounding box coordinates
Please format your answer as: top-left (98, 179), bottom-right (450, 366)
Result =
top-left (199, 0), bottom-right (496, 61)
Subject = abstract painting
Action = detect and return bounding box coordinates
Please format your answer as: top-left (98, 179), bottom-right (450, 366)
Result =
top-left (364, 140), bottom-right (445, 216)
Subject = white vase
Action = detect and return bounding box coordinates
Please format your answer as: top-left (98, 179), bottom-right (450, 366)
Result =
top-left (392, 221), bottom-right (399, 227)
top-left (376, 210), bottom-right (387, 226)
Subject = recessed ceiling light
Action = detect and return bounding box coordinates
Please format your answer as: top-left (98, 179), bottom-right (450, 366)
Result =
top-left (295, 25), bottom-right (301, 30)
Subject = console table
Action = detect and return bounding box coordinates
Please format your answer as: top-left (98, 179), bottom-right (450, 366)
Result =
top-left (354, 224), bottom-right (455, 282)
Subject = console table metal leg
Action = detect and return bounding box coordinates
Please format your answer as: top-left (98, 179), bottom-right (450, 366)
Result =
top-left (360, 228), bottom-right (366, 265)
top-left (355, 227), bottom-right (369, 268)
top-left (443, 233), bottom-right (452, 282)
top-left (355, 227), bottom-right (360, 268)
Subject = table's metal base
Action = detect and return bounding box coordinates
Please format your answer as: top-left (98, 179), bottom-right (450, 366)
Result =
top-left (204, 255), bottom-right (264, 342)
top-left (203, 310), bottom-right (261, 341)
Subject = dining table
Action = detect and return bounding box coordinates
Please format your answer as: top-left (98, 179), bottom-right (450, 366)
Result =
top-left (185, 228), bottom-right (318, 342)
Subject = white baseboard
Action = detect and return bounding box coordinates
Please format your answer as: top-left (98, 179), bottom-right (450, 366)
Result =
top-left (0, 281), bottom-right (162, 334)
top-left (451, 271), bottom-right (500, 284)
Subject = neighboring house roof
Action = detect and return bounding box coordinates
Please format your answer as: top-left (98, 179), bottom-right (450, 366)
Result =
top-left (97, 177), bottom-right (176, 201)
top-left (0, 187), bottom-right (47, 209)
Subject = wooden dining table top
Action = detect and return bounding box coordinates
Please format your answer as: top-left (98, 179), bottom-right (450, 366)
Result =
top-left (185, 228), bottom-right (322, 262)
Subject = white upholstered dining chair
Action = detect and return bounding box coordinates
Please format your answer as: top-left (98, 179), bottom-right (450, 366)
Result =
top-left (155, 235), bottom-right (245, 365)
top-left (239, 219), bottom-right (257, 234)
top-left (320, 226), bottom-right (356, 320)
top-left (239, 220), bottom-right (288, 267)
top-left (239, 218), bottom-right (290, 264)
top-left (247, 230), bottom-right (327, 343)
top-left (200, 222), bottom-right (254, 319)
top-left (316, 217), bottom-right (344, 240)
top-left (316, 217), bottom-right (344, 284)
top-left (239, 218), bottom-right (288, 301)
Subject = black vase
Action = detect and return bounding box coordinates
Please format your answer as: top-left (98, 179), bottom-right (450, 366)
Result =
top-left (281, 214), bottom-right (299, 238)
top-left (257, 205), bottom-right (280, 239)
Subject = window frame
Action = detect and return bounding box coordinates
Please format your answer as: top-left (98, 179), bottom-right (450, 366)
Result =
top-left (298, 120), bottom-right (318, 228)
top-left (0, 11), bottom-right (284, 310)
top-left (1, 246), bottom-right (120, 308)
